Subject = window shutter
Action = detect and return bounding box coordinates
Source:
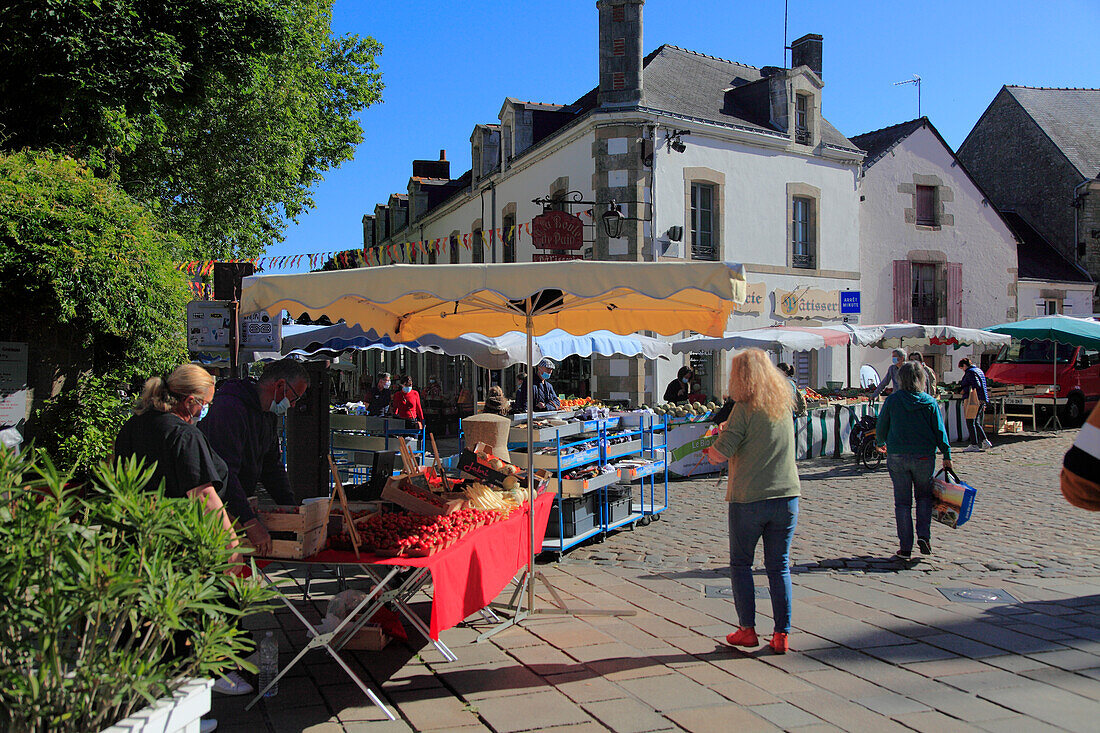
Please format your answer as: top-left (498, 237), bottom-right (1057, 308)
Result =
top-left (946, 262), bottom-right (963, 326)
top-left (893, 260), bottom-right (912, 321)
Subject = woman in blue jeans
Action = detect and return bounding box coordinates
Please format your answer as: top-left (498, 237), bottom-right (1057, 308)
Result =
top-left (876, 362), bottom-right (953, 560)
top-left (705, 349), bottom-right (801, 654)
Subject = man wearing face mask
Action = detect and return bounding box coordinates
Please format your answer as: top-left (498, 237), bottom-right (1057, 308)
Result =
top-left (367, 372), bottom-right (392, 416)
top-left (199, 359), bottom-right (308, 556)
top-left (664, 366), bottom-right (694, 403)
top-left (515, 358), bottom-right (561, 412)
top-left (871, 349), bottom-right (907, 400)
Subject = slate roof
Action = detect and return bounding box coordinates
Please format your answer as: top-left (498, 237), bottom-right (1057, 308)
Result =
top-left (570, 44), bottom-right (860, 152)
top-left (849, 118), bottom-right (926, 170)
top-left (1007, 86), bottom-right (1100, 179)
top-left (1001, 210), bottom-right (1093, 284)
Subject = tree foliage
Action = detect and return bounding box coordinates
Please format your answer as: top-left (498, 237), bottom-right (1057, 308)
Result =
top-left (0, 151), bottom-right (189, 464)
top-left (0, 0), bottom-right (384, 258)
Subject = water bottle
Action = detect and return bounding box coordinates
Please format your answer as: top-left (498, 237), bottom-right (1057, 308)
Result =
top-left (258, 631), bottom-right (279, 697)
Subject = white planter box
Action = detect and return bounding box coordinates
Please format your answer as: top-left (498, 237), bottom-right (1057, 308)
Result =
top-left (102, 678), bottom-right (212, 733)
top-left (606, 439), bottom-right (643, 459)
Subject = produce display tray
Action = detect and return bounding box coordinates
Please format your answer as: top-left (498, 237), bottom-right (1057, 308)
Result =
top-left (508, 421), bottom-right (581, 443)
top-left (605, 438), bottom-right (643, 458)
top-left (547, 469), bottom-right (619, 498)
top-left (616, 459), bottom-right (666, 482)
top-left (523, 445), bottom-right (600, 471)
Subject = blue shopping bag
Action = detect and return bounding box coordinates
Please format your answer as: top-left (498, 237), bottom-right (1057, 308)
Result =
top-left (932, 468), bottom-right (976, 528)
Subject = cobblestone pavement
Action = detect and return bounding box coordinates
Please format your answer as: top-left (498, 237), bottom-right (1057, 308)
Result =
top-left (213, 431), bottom-right (1100, 733)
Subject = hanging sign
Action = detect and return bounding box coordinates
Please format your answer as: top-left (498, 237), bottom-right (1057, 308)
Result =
top-left (774, 288), bottom-right (843, 320)
top-left (187, 301), bottom-right (281, 352)
top-left (531, 210), bottom-right (583, 251)
top-left (533, 253), bottom-right (584, 262)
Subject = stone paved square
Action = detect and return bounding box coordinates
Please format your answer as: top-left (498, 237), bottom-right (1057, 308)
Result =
top-left (212, 433), bottom-right (1100, 731)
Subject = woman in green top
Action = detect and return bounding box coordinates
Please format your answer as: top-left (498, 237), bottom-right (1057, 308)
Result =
top-left (875, 361), bottom-right (953, 561)
top-left (704, 349), bottom-right (801, 654)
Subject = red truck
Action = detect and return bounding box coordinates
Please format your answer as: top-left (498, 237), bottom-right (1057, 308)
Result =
top-left (986, 339), bottom-right (1100, 425)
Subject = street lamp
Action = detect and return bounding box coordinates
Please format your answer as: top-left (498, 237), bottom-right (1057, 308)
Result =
top-left (602, 200), bottom-right (625, 239)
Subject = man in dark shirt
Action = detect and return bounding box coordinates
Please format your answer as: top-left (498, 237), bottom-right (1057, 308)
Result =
top-left (514, 359), bottom-right (561, 412)
top-left (366, 372), bottom-right (392, 416)
top-left (199, 359), bottom-right (308, 555)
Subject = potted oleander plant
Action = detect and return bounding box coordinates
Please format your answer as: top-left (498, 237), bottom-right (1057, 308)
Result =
top-left (0, 446), bottom-right (272, 732)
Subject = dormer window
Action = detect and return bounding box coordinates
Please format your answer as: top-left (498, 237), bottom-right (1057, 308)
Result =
top-left (795, 94), bottom-right (811, 145)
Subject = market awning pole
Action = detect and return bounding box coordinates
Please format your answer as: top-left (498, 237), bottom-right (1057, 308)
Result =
top-left (526, 310), bottom-right (536, 613)
top-left (846, 343), bottom-right (852, 389)
top-left (1044, 352), bottom-right (1062, 430)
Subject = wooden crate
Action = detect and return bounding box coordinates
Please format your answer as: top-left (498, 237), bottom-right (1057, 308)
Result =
top-left (256, 498), bottom-right (330, 559)
top-left (381, 477), bottom-right (465, 515)
top-left (341, 623), bottom-right (391, 651)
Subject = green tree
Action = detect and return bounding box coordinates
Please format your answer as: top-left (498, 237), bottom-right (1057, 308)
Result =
top-left (0, 0), bottom-right (383, 259)
top-left (0, 151), bottom-right (189, 471)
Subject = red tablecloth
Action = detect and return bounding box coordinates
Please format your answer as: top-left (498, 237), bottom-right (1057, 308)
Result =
top-left (288, 493), bottom-right (553, 639)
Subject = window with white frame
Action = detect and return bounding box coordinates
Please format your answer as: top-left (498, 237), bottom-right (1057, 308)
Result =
top-left (690, 182), bottom-right (717, 260)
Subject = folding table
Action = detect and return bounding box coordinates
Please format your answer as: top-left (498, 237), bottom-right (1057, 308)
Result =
top-left (246, 493), bottom-right (554, 719)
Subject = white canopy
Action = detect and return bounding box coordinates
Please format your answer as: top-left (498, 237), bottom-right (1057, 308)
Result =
top-left (858, 323), bottom-right (1011, 350)
top-left (672, 324), bottom-right (879, 354)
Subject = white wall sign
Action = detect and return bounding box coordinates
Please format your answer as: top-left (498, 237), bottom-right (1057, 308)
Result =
top-left (0, 342), bottom-right (28, 428)
top-left (773, 288), bottom-right (843, 319)
top-left (733, 283), bottom-right (766, 313)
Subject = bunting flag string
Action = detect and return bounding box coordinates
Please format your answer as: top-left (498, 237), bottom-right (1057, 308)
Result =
top-left (175, 210), bottom-right (596, 275)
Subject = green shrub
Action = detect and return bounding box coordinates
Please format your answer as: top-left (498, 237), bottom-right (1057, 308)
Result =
top-left (31, 373), bottom-right (132, 482)
top-left (0, 446), bottom-right (273, 732)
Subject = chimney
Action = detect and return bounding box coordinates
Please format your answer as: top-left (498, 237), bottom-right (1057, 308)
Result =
top-left (791, 33), bottom-right (822, 78)
top-left (439, 149), bottom-right (446, 161)
top-left (597, 0), bottom-right (645, 108)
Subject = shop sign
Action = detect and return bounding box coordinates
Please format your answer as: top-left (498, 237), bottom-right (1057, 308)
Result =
top-left (733, 282), bottom-right (766, 313)
top-left (774, 288), bottom-right (842, 320)
top-left (533, 253), bottom-right (583, 262)
top-left (0, 342), bottom-right (28, 428)
top-left (531, 210), bottom-right (583, 250)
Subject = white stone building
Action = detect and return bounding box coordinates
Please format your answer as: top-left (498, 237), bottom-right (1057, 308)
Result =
top-left (850, 118), bottom-right (1019, 383)
top-left (359, 0), bottom-right (866, 404)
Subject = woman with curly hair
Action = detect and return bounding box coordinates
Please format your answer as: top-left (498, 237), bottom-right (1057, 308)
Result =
top-left (704, 349), bottom-right (801, 654)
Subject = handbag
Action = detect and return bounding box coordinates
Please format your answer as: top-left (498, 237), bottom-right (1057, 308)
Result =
top-left (963, 391), bottom-right (980, 420)
top-left (932, 467), bottom-right (976, 528)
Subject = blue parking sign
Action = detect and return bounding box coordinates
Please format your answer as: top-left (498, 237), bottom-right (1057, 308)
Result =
top-left (840, 291), bottom-right (861, 314)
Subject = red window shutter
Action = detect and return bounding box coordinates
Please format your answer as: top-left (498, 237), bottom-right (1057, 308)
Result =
top-left (893, 260), bottom-right (912, 321)
top-left (946, 262), bottom-right (963, 325)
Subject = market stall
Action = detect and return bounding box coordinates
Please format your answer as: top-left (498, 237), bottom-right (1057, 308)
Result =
top-left (241, 260), bottom-right (746, 638)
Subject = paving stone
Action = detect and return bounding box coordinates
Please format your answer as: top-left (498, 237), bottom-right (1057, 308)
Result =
top-left (977, 684), bottom-right (1100, 733)
top-left (473, 689), bottom-right (595, 732)
top-left (545, 670), bottom-right (630, 704)
top-left (581, 698), bottom-right (673, 733)
top-left (663, 703), bottom-right (779, 733)
top-left (390, 688), bottom-right (483, 730)
top-left (1018, 667), bottom-right (1100, 700)
top-left (851, 691), bottom-right (932, 716)
top-left (939, 669), bottom-right (1041, 693)
top-left (862, 642), bottom-right (958, 664)
top-left (902, 657), bottom-right (994, 678)
top-left (890, 710), bottom-right (986, 733)
top-left (904, 684), bottom-right (1015, 722)
top-left (1025, 648), bottom-right (1100, 671)
top-left (784, 689), bottom-right (913, 732)
top-left (440, 663), bottom-right (546, 700)
top-left (616, 673), bottom-right (728, 712)
top-left (746, 701), bottom-right (823, 728)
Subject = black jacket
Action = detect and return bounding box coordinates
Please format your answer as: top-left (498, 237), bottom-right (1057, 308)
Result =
top-left (663, 378), bottom-right (689, 403)
top-left (198, 379), bottom-right (295, 522)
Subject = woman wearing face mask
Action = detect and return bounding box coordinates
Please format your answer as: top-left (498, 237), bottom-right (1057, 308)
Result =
top-left (390, 374), bottom-right (425, 428)
top-left (663, 366), bottom-right (694, 403)
top-left (871, 349), bottom-right (907, 400)
top-left (367, 372), bottom-right (392, 416)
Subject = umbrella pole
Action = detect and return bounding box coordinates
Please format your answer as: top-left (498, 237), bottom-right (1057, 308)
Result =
top-left (1044, 352), bottom-right (1062, 430)
top-left (526, 314), bottom-right (536, 613)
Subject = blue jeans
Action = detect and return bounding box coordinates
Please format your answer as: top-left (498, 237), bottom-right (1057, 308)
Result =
top-left (887, 453), bottom-right (934, 553)
top-left (727, 497), bottom-right (799, 634)
top-left (967, 403), bottom-right (988, 446)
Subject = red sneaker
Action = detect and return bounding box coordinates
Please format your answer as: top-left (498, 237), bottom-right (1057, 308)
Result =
top-left (725, 627), bottom-right (759, 647)
top-left (769, 632), bottom-right (789, 654)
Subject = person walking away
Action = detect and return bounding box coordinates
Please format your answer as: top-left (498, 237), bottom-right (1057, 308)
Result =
top-left (366, 373), bottom-right (392, 416)
top-left (908, 353), bottom-right (937, 393)
top-left (663, 366), bottom-right (693, 403)
top-left (514, 358), bottom-right (561, 412)
top-left (391, 374), bottom-right (425, 428)
top-left (959, 357), bottom-right (991, 451)
top-left (871, 349), bottom-right (907, 399)
top-left (1061, 401), bottom-right (1100, 510)
top-left (776, 362), bottom-right (807, 417)
top-left (876, 362), bottom-right (953, 561)
top-left (703, 349), bottom-right (800, 654)
top-left (115, 364), bottom-right (244, 722)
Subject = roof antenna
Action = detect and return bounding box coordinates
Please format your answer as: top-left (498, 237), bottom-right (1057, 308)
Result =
top-left (893, 75), bottom-right (922, 117)
top-left (783, 0), bottom-right (790, 68)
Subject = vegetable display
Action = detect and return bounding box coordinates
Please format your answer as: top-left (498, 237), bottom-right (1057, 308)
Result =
top-left (328, 506), bottom-right (515, 557)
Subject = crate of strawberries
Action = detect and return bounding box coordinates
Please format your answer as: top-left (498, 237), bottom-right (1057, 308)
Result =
top-left (329, 506), bottom-right (514, 558)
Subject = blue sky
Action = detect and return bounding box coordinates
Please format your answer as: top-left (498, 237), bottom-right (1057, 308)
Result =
top-left (265, 0), bottom-right (1099, 268)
